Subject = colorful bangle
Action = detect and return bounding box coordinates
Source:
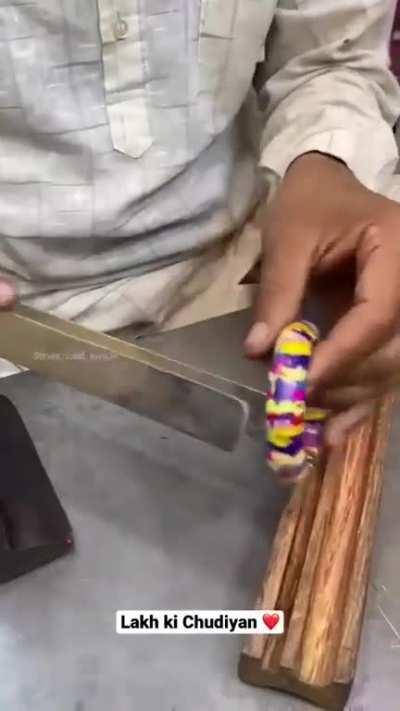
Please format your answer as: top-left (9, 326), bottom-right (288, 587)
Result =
top-left (265, 321), bottom-right (327, 484)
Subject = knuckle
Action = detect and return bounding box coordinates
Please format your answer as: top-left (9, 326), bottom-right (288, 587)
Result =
top-left (365, 223), bottom-right (381, 241)
top-left (368, 310), bottom-right (397, 336)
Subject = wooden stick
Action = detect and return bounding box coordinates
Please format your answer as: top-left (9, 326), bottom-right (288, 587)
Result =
top-left (261, 467), bottom-right (322, 672)
top-left (335, 397), bottom-right (393, 683)
top-left (239, 397), bottom-right (394, 711)
top-left (298, 425), bottom-right (370, 686)
top-left (243, 479), bottom-right (305, 660)
top-left (280, 453), bottom-right (338, 675)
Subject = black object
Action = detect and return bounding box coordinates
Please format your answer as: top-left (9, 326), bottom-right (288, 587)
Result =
top-left (0, 395), bottom-right (73, 583)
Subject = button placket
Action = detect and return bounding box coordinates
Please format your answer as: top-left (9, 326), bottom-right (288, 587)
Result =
top-left (97, 0), bottom-right (153, 158)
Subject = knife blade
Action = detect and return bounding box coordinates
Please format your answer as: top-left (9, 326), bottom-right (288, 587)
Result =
top-left (0, 305), bottom-right (266, 451)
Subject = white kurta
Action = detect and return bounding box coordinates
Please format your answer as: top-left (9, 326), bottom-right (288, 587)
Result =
top-left (0, 1), bottom-right (399, 342)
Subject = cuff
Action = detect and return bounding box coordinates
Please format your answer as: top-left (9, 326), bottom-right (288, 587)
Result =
top-left (259, 125), bottom-right (399, 191)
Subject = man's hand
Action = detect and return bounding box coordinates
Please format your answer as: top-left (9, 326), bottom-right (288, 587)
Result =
top-left (0, 278), bottom-right (15, 309)
top-left (244, 152), bottom-right (400, 445)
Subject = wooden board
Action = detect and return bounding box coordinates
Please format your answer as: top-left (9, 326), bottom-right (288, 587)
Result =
top-left (239, 397), bottom-right (394, 710)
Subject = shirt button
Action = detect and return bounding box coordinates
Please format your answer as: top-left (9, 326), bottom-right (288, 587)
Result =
top-left (114, 14), bottom-right (128, 40)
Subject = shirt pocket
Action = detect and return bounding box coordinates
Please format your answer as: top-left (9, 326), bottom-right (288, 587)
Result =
top-left (97, 0), bottom-right (153, 159)
top-left (197, 0), bottom-right (276, 135)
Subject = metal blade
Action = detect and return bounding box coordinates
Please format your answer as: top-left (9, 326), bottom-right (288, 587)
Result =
top-left (0, 305), bottom-right (266, 451)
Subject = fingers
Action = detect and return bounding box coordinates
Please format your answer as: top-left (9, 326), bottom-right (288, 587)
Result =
top-left (313, 384), bottom-right (384, 412)
top-left (333, 334), bottom-right (400, 389)
top-left (0, 278), bottom-right (16, 308)
top-left (244, 232), bottom-right (312, 357)
top-left (309, 225), bottom-right (400, 387)
top-left (324, 401), bottom-right (375, 447)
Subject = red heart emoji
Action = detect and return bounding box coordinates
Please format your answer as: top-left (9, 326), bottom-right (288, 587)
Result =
top-left (263, 613), bottom-right (279, 630)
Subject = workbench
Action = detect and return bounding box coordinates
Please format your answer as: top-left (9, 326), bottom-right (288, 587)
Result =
top-left (0, 311), bottom-right (399, 711)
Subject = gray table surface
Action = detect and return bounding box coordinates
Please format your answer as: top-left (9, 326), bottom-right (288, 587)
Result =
top-left (0, 312), bottom-right (399, 711)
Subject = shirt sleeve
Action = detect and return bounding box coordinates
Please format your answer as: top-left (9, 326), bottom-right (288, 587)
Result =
top-left (259, 0), bottom-right (400, 190)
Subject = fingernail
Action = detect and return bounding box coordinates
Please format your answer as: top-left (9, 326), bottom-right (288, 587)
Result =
top-left (244, 322), bottom-right (271, 356)
top-left (0, 281), bottom-right (15, 307)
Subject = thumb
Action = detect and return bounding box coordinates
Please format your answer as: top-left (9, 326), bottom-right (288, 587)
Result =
top-left (0, 278), bottom-right (16, 309)
top-left (324, 401), bottom-right (374, 448)
top-left (244, 234), bottom-right (312, 357)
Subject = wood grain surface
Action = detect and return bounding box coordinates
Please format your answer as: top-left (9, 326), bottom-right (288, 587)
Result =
top-left (239, 397), bottom-right (394, 711)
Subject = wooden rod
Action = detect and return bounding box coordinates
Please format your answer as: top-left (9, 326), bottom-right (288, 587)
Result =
top-left (243, 480), bottom-right (305, 660)
top-left (298, 424), bottom-right (371, 686)
top-left (280, 450), bottom-right (339, 674)
top-left (335, 398), bottom-right (394, 683)
top-left (261, 467), bottom-right (322, 672)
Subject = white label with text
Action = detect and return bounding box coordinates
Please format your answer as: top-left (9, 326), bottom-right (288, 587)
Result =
top-left (116, 610), bottom-right (284, 635)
